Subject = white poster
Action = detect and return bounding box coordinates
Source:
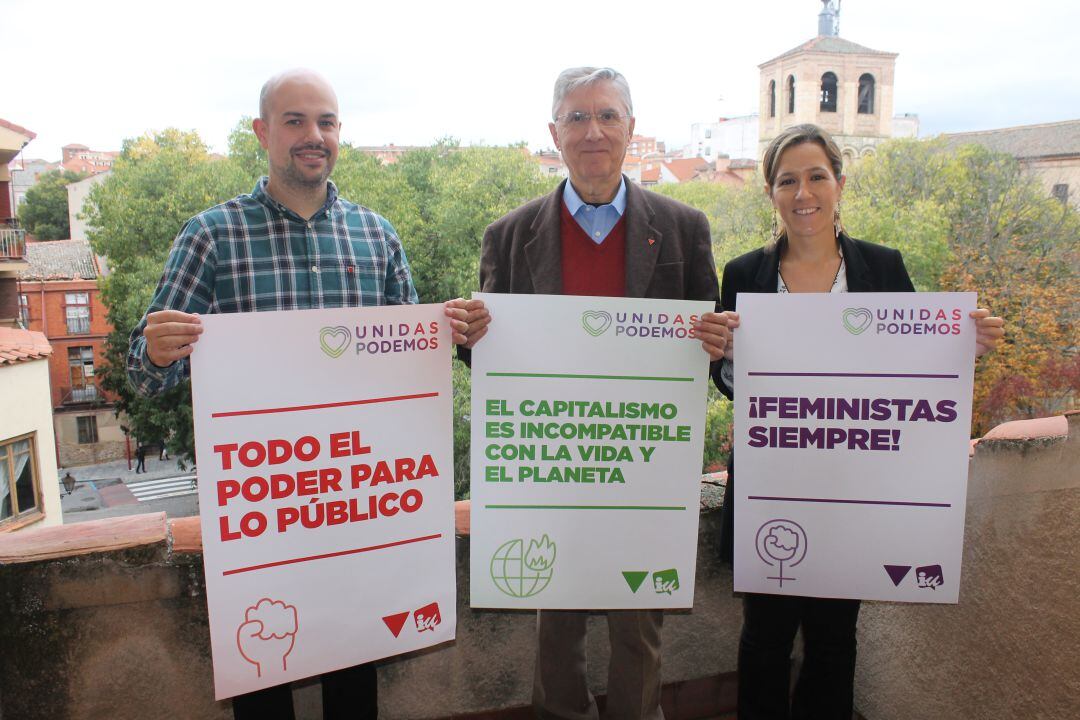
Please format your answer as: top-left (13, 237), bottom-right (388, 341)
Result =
top-left (733, 292), bottom-right (976, 603)
top-left (190, 305), bottom-right (456, 699)
top-left (469, 293), bottom-right (713, 609)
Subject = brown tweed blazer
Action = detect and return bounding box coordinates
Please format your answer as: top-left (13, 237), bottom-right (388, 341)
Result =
top-left (477, 177), bottom-right (720, 302)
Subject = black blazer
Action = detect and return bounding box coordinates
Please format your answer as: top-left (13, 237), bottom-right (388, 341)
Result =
top-left (717, 233), bottom-right (915, 561)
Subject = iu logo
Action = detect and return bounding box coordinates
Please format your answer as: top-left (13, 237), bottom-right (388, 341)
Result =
top-left (414, 602), bottom-right (442, 632)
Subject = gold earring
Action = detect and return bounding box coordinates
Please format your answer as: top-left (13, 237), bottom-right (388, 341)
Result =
top-left (834, 200), bottom-right (843, 239)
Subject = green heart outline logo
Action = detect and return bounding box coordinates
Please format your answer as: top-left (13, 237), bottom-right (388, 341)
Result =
top-left (319, 326), bottom-right (351, 358)
top-left (842, 308), bottom-right (873, 335)
top-left (581, 310), bottom-right (613, 337)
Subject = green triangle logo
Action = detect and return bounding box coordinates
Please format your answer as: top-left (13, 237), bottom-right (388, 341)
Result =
top-left (622, 571), bottom-right (649, 593)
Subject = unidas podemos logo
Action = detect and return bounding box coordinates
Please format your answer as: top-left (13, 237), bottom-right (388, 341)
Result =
top-left (842, 306), bottom-right (964, 337)
top-left (319, 321), bottom-right (441, 358)
top-left (580, 309), bottom-right (699, 341)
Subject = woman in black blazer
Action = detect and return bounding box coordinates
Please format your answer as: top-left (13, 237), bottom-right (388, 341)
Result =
top-left (714, 124), bottom-right (1004, 720)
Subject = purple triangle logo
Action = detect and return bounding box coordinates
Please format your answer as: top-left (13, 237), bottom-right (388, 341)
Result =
top-left (884, 565), bottom-right (912, 587)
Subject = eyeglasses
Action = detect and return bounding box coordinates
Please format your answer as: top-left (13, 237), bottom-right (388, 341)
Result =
top-left (555, 110), bottom-right (628, 128)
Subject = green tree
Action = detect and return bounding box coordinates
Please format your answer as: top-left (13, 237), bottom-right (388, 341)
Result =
top-left (86, 129), bottom-right (252, 465)
top-left (656, 137), bottom-right (1077, 449)
top-left (227, 117), bottom-right (267, 182)
top-left (19, 169), bottom-right (86, 240)
top-left (88, 127), bottom-right (557, 491)
top-left (654, 180), bottom-right (772, 268)
top-left (651, 181), bottom-right (766, 470)
top-left (847, 139), bottom-right (1078, 432)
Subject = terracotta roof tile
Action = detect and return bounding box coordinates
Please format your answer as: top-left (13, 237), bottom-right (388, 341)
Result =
top-left (0, 327), bottom-right (52, 365)
top-left (664, 158), bottom-right (711, 182)
top-left (762, 35), bottom-right (896, 66)
top-left (0, 118), bottom-right (37, 140)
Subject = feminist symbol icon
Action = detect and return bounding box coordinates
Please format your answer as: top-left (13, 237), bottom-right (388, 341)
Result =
top-left (755, 519), bottom-right (808, 588)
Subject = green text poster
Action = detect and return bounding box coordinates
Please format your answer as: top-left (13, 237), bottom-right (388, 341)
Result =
top-left (470, 293), bottom-right (712, 609)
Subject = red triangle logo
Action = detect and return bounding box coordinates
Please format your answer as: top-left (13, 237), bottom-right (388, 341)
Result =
top-left (382, 611), bottom-right (410, 637)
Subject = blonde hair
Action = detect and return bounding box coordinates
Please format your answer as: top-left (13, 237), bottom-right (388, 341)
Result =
top-left (762, 123), bottom-right (844, 189)
top-left (762, 124), bottom-right (845, 247)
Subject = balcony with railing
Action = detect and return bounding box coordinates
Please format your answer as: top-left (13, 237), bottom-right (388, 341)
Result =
top-left (0, 226), bottom-right (27, 262)
top-left (58, 383), bottom-right (103, 406)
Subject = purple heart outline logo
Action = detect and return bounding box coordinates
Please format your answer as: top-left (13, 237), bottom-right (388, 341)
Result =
top-left (842, 307), bottom-right (873, 335)
top-left (319, 326), bottom-right (351, 358)
top-left (581, 310), bottom-right (612, 337)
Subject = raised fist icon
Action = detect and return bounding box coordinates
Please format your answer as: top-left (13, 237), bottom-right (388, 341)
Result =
top-left (236, 598), bottom-right (298, 677)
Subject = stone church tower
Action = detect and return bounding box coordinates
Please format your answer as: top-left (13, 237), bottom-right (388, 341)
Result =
top-left (758, 1), bottom-right (898, 165)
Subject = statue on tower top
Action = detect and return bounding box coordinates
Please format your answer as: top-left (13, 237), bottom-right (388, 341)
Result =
top-left (819, 0), bottom-right (840, 37)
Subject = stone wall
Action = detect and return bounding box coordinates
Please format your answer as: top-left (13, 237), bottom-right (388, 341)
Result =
top-left (855, 413), bottom-right (1080, 719)
top-left (55, 409), bottom-right (127, 467)
top-left (0, 416), bottom-right (1077, 719)
top-left (0, 496), bottom-right (739, 720)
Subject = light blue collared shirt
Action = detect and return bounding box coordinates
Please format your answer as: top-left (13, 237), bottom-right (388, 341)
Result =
top-left (562, 178), bottom-right (627, 244)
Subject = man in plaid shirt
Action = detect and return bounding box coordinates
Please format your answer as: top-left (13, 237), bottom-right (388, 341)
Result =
top-left (127, 69), bottom-right (489, 720)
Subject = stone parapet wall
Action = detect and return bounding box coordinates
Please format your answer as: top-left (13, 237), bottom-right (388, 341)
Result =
top-left (0, 416), bottom-right (1077, 719)
top-left (855, 412), bottom-right (1079, 720)
top-left (0, 496), bottom-right (739, 720)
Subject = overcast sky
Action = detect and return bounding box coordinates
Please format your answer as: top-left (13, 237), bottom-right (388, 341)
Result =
top-left (4, 0), bottom-right (1079, 162)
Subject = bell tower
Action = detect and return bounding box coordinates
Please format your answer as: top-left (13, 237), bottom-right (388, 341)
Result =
top-left (758, 1), bottom-right (898, 165)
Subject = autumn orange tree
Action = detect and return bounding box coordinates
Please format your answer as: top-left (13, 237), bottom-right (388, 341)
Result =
top-left (847, 139), bottom-right (1078, 434)
top-left (664, 138), bottom-right (1077, 446)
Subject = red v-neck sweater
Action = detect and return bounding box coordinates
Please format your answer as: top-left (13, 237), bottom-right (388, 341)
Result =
top-left (560, 200), bottom-right (627, 297)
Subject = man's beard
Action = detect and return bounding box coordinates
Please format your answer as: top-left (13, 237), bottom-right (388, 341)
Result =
top-left (277, 145), bottom-right (333, 190)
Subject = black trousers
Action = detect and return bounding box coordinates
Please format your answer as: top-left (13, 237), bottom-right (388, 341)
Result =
top-left (231, 663), bottom-right (378, 720)
top-left (737, 593), bottom-right (861, 720)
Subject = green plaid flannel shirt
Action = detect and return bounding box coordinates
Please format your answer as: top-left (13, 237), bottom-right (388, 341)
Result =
top-left (127, 178), bottom-right (418, 396)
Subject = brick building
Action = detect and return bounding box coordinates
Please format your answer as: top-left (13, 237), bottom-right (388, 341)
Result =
top-left (59, 144), bottom-right (118, 176)
top-left (18, 240), bottom-right (125, 466)
top-left (757, 0), bottom-right (915, 164)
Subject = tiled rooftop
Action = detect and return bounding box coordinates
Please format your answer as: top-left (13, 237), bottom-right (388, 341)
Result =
top-left (762, 35), bottom-right (897, 65)
top-left (0, 118), bottom-right (37, 140)
top-left (22, 239), bottom-right (99, 281)
top-left (664, 158), bottom-right (712, 182)
top-left (943, 119), bottom-right (1080, 159)
top-left (0, 327), bottom-right (52, 365)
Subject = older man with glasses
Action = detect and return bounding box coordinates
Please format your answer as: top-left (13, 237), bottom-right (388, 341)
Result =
top-left (461, 66), bottom-right (729, 720)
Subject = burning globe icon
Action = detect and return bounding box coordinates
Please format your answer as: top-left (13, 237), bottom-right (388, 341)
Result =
top-left (490, 534), bottom-right (557, 598)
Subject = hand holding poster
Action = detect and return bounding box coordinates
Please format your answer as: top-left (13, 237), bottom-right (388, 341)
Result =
top-left (733, 292), bottom-right (976, 603)
top-left (469, 293), bottom-right (713, 609)
top-left (190, 305), bottom-right (456, 699)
